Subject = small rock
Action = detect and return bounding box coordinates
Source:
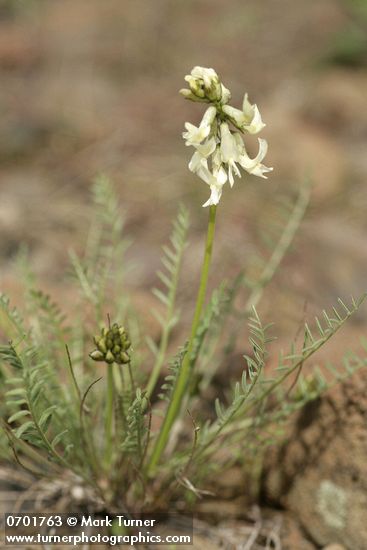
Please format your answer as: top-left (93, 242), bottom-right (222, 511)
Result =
top-left (263, 369), bottom-right (367, 549)
top-left (281, 514), bottom-right (316, 550)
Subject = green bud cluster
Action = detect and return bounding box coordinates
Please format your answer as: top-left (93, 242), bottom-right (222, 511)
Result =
top-left (89, 323), bottom-right (131, 365)
top-left (190, 76), bottom-right (220, 102)
top-left (180, 66), bottom-right (231, 105)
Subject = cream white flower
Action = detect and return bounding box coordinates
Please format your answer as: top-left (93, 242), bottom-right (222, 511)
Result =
top-left (202, 184), bottom-right (222, 207)
top-left (211, 145), bottom-right (224, 175)
top-left (182, 106), bottom-right (216, 146)
top-left (220, 84), bottom-right (231, 105)
top-left (181, 66), bottom-right (272, 206)
top-left (239, 138), bottom-right (273, 178)
top-left (182, 122), bottom-right (210, 146)
top-left (220, 123), bottom-right (242, 186)
top-left (222, 94), bottom-right (265, 135)
top-left (242, 93), bottom-right (266, 134)
top-left (188, 137), bottom-right (216, 172)
top-left (221, 105), bottom-right (243, 124)
top-left (197, 164), bottom-right (227, 207)
top-left (200, 105), bottom-right (217, 128)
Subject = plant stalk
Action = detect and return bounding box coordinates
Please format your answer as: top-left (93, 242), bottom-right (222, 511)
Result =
top-left (147, 205), bottom-right (217, 474)
top-left (105, 364), bottom-right (115, 467)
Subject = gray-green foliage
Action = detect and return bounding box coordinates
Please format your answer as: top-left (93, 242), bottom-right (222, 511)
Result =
top-left (0, 177), bottom-right (365, 510)
top-left (146, 204), bottom-right (189, 399)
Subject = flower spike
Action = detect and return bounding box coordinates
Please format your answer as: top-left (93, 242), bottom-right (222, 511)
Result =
top-left (181, 66), bottom-right (272, 206)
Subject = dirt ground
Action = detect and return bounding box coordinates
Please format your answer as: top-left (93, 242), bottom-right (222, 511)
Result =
top-left (1, 0), bottom-right (366, 306)
top-left (0, 1), bottom-right (367, 548)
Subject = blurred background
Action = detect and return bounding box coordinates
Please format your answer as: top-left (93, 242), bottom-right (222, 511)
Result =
top-left (0, 0), bottom-right (366, 359)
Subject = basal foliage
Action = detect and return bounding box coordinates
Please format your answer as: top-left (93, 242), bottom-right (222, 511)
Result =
top-left (0, 175), bottom-right (365, 513)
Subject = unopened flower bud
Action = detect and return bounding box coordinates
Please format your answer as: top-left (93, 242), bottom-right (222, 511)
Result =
top-left (179, 88), bottom-right (209, 103)
top-left (97, 338), bottom-right (107, 353)
top-left (105, 350), bottom-right (114, 364)
top-left (184, 67), bottom-right (223, 102)
top-left (106, 338), bottom-right (113, 349)
top-left (89, 322), bottom-right (132, 365)
top-left (89, 350), bottom-right (105, 361)
top-left (205, 79), bottom-right (222, 102)
top-left (119, 352), bottom-right (130, 364)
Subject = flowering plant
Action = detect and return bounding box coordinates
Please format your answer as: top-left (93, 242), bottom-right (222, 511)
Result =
top-left (0, 68), bottom-right (365, 524)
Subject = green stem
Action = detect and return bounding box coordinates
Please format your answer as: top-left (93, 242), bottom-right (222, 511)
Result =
top-left (105, 365), bottom-right (115, 467)
top-left (147, 205), bottom-right (217, 474)
top-left (128, 361), bottom-right (136, 394)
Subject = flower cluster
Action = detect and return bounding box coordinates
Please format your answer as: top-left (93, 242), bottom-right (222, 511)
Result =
top-left (180, 66), bottom-right (272, 207)
top-left (90, 323), bottom-right (131, 365)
